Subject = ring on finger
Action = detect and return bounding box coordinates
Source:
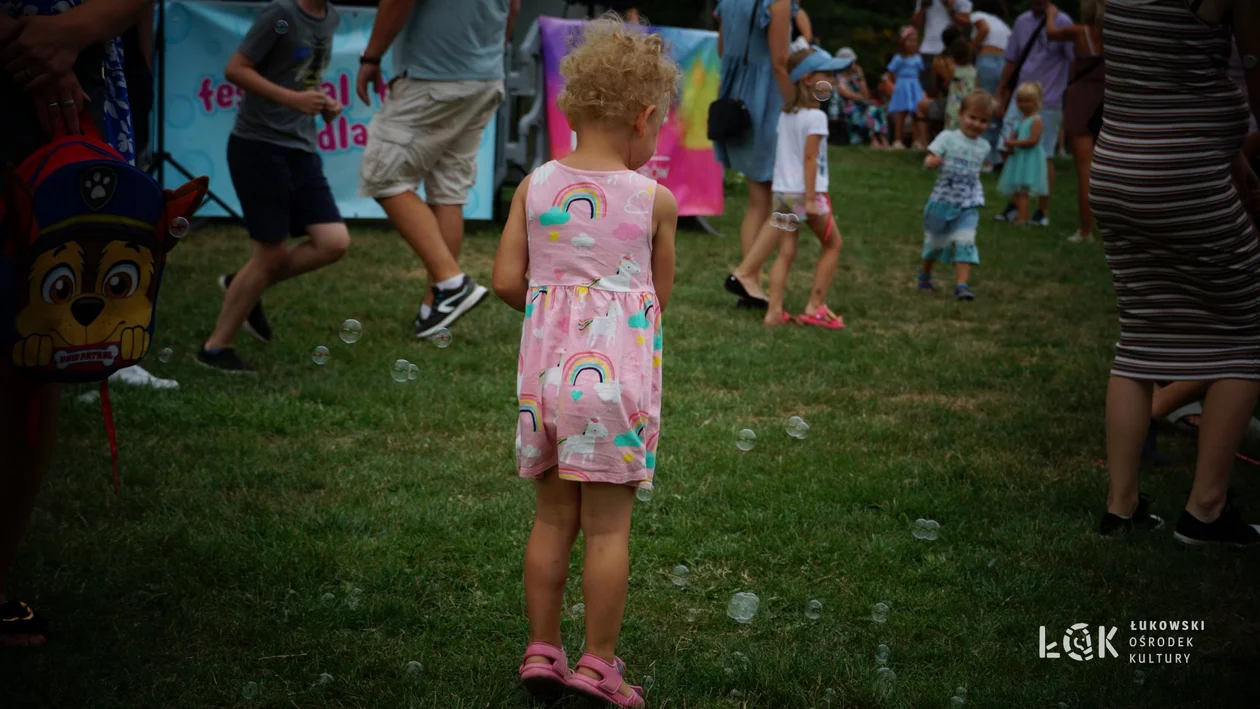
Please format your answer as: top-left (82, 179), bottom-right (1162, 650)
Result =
top-left (59, 100), bottom-right (74, 106)
top-left (47, 102), bottom-right (59, 108)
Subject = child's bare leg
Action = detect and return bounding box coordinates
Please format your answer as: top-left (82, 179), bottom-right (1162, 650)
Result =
top-left (577, 482), bottom-right (638, 698)
top-left (1015, 193), bottom-right (1030, 223)
top-left (1153, 381), bottom-right (1212, 420)
top-left (765, 232), bottom-right (798, 326)
top-left (804, 216), bottom-right (842, 313)
top-left (523, 469), bottom-right (582, 664)
top-left (892, 113), bottom-right (905, 146)
top-left (920, 258), bottom-right (936, 276)
top-left (954, 262), bottom-right (972, 286)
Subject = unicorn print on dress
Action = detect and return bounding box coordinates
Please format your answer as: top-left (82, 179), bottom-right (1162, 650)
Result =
top-left (559, 418), bottom-right (609, 466)
top-left (577, 300), bottom-right (622, 346)
top-left (539, 353), bottom-right (564, 392)
top-left (589, 256), bottom-right (641, 292)
top-left (566, 351), bottom-right (622, 403)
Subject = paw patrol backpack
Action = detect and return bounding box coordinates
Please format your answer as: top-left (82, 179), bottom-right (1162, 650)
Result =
top-left (1, 114), bottom-right (207, 491)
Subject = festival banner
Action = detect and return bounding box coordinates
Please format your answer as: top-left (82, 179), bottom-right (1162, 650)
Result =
top-left (159, 0), bottom-right (496, 220)
top-left (537, 17), bottom-right (723, 216)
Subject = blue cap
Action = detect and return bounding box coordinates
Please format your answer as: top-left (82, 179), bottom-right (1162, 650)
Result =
top-left (790, 46), bottom-right (854, 83)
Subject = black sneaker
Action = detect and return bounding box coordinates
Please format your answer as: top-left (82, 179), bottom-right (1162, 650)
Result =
top-left (219, 273), bottom-right (272, 343)
top-left (1099, 493), bottom-right (1165, 537)
top-left (954, 284), bottom-right (975, 301)
top-left (414, 275), bottom-right (488, 338)
top-left (993, 203), bottom-right (1018, 222)
top-left (1030, 210), bottom-right (1050, 227)
top-left (196, 346), bottom-right (251, 372)
top-left (1173, 499), bottom-right (1260, 547)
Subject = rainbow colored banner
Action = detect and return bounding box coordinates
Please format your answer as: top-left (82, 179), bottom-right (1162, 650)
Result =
top-left (538, 17), bottom-right (723, 217)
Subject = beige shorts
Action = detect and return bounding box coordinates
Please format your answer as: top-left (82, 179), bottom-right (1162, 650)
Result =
top-left (359, 78), bottom-right (504, 204)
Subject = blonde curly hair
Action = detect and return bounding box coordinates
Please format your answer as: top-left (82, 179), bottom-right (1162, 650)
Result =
top-left (556, 14), bottom-right (682, 128)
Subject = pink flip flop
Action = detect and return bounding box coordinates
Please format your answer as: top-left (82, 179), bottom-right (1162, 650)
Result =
top-left (566, 653), bottom-right (646, 707)
top-left (519, 641), bottom-right (570, 700)
top-left (797, 306), bottom-right (846, 330)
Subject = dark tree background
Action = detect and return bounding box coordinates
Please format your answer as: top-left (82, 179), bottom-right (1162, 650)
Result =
top-left (631, 0), bottom-right (1082, 78)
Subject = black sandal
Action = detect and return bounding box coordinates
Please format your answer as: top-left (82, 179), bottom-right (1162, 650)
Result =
top-left (1, 600), bottom-right (49, 643)
top-left (724, 275), bottom-right (769, 309)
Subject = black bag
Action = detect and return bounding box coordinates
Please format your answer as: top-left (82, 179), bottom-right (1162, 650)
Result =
top-left (707, 0), bottom-right (762, 142)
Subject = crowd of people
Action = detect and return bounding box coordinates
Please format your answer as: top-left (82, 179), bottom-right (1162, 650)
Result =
top-left (4, 1), bottom-right (1260, 706)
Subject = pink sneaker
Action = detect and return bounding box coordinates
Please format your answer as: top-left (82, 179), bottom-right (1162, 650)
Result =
top-left (798, 306), bottom-right (846, 330)
top-left (519, 641), bottom-right (570, 700)
top-left (566, 653), bottom-right (646, 707)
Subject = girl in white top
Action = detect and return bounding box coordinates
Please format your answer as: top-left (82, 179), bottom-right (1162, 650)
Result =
top-left (724, 43), bottom-right (848, 330)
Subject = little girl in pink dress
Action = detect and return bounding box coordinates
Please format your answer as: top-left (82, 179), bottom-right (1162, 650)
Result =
top-left (491, 16), bottom-right (679, 708)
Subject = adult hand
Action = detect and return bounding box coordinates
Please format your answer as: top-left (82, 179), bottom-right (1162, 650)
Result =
top-left (287, 89), bottom-right (329, 116)
top-left (31, 72), bottom-right (88, 137)
top-left (3, 15), bottom-right (82, 91)
top-left (356, 63), bottom-right (383, 106)
top-left (995, 96), bottom-right (1008, 119)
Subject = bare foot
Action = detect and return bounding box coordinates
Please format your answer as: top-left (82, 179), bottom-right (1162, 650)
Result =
top-left (732, 271), bottom-right (766, 301)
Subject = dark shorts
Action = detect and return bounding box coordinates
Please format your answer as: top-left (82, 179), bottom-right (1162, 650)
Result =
top-left (227, 134), bottom-right (342, 244)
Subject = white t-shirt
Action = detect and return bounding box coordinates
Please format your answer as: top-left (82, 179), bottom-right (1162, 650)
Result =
top-left (970, 11), bottom-right (1011, 52)
top-left (772, 108), bottom-right (829, 194)
top-left (916, 0), bottom-right (974, 55)
top-left (927, 129), bottom-right (989, 208)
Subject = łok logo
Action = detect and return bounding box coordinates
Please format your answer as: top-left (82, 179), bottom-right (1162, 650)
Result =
top-left (1039, 623), bottom-right (1118, 661)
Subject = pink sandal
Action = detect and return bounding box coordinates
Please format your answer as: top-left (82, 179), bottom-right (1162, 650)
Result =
top-left (566, 653), bottom-right (646, 707)
top-left (519, 641), bottom-right (571, 700)
top-left (797, 306), bottom-right (846, 330)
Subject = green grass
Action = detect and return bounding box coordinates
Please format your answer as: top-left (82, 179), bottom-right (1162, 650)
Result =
top-left (4, 147), bottom-right (1259, 708)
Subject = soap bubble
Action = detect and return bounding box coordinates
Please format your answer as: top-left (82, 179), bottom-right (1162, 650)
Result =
top-left (346, 587), bottom-right (362, 610)
top-left (644, 675), bottom-right (654, 692)
top-left (871, 602), bottom-right (889, 622)
top-left (318, 673), bottom-right (333, 685)
top-left (169, 216), bottom-right (189, 239)
top-left (311, 345), bottom-right (330, 365)
top-left (686, 608), bottom-right (698, 623)
top-left (729, 689), bottom-right (743, 699)
top-left (812, 80), bottom-right (834, 102)
top-left (570, 602), bottom-right (585, 617)
top-left (275, 20), bottom-right (289, 34)
top-left (241, 682), bottom-right (258, 699)
top-left (805, 599), bottom-right (822, 620)
top-left (408, 362), bottom-right (419, 380)
top-left (875, 643), bottom-right (890, 664)
top-left (320, 592), bottom-right (335, 604)
top-left (392, 359), bottom-right (410, 383)
top-left (735, 428), bottom-right (757, 452)
top-left (727, 592), bottom-right (760, 624)
top-left (786, 415), bottom-right (810, 439)
top-left (405, 660), bottom-right (423, 676)
top-left (783, 212), bottom-right (801, 232)
top-left (770, 212), bottom-right (785, 230)
top-left (670, 564), bottom-right (690, 587)
top-left (955, 686), bottom-right (967, 697)
top-left (431, 328), bottom-right (452, 348)
top-left (824, 687), bottom-right (838, 705)
top-left (876, 666), bottom-right (897, 688)
top-left (636, 486), bottom-right (653, 503)
top-left (157, 347), bottom-right (173, 363)
top-left (339, 319), bottom-right (362, 344)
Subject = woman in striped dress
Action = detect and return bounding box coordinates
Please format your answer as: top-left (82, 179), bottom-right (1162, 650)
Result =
top-left (1091, 0), bottom-right (1260, 546)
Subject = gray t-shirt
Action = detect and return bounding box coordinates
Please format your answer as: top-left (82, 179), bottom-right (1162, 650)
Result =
top-left (394, 0), bottom-right (508, 81)
top-left (232, 0), bottom-right (339, 152)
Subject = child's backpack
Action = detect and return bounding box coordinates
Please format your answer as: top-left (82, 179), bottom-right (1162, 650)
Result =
top-left (1, 113), bottom-right (207, 490)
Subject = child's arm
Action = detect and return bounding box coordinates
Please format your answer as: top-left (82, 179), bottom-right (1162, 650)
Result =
top-left (492, 174), bottom-right (533, 312)
top-left (924, 152), bottom-right (944, 169)
top-left (924, 130), bottom-right (948, 169)
top-left (651, 186), bottom-right (678, 312)
top-left (803, 133), bottom-right (822, 211)
top-left (226, 9), bottom-right (328, 115)
top-left (1005, 116), bottom-right (1044, 149)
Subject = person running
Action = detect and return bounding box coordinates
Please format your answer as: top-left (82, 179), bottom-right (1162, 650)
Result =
top-left (200, 0), bottom-right (351, 371)
top-left (357, 0), bottom-right (519, 338)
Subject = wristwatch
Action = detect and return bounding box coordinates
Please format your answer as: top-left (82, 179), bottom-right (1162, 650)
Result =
top-left (359, 55), bottom-right (381, 66)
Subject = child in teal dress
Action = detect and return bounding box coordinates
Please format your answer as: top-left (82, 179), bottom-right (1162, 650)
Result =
top-left (998, 82), bottom-right (1050, 225)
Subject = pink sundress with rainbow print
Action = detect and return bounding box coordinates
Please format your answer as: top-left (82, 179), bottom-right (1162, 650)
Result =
top-left (515, 161), bottom-right (661, 489)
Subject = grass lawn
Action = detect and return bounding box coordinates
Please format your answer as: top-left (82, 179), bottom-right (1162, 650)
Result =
top-left (3, 147), bottom-right (1259, 709)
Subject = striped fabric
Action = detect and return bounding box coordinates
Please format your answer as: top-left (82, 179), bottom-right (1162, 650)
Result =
top-left (1091, 0), bottom-right (1260, 381)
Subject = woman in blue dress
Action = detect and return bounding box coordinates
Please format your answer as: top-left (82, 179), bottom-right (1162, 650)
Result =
top-left (713, 0), bottom-right (796, 289)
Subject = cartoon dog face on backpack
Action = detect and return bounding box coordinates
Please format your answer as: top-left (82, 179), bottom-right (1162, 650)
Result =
top-left (2, 151), bottom-right (206, 378)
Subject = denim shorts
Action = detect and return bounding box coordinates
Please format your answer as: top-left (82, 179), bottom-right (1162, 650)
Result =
top-left (922, 202), bottom-right (980, 264)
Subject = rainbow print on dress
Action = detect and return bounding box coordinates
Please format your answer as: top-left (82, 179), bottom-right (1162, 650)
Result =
top-left (565, 350), bottom-right (622, 403)
top-left (553, 182), bottom-right (608, 219)
top-left (519, 394), bottom-right (541, 432)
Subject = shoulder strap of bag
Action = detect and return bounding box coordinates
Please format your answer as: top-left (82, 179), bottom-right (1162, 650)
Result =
top-left (1008, 18), bottom-right (1048, 93)
top-left (720, 0), bottom-right (765, 100)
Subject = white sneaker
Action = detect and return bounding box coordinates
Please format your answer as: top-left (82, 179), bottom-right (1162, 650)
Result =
top-left (1066, 230), bottom-right (1091, 243)
top-left (109, 365), bottom-right (179, 390)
